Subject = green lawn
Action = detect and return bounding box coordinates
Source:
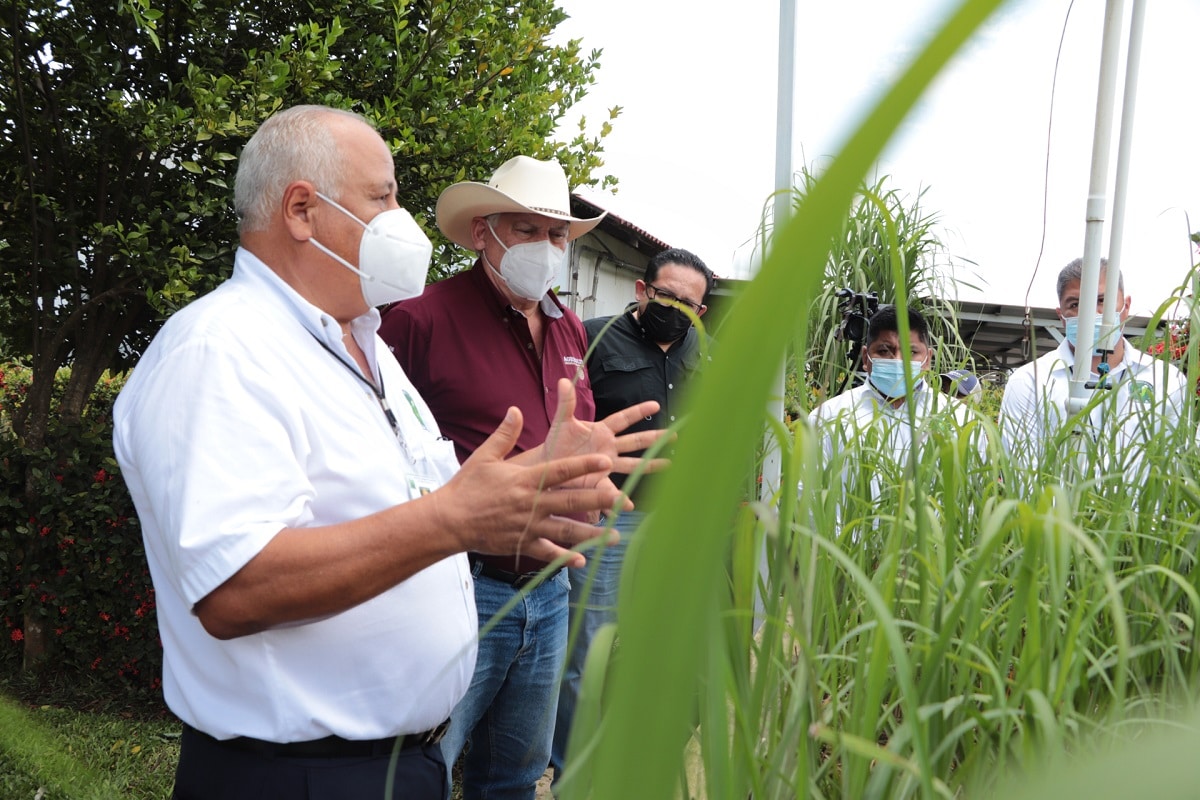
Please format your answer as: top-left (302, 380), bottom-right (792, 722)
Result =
top-left (0, 671), bottom-right (178, 800)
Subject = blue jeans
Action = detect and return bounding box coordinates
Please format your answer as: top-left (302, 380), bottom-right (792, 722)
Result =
top-left (550, 510), bottom-right (643, 779)
top-left (441, 563), bottom-right (569, 800)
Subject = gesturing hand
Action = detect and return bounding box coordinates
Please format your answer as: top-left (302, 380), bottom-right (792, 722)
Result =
top-left (436, 403), bottom-right (623, 568)
top-left (536, 378), bottom-right (670, 487)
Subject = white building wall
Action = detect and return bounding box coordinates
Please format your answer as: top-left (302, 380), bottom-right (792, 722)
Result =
top-left (557, 229), bottom-right (652, 323)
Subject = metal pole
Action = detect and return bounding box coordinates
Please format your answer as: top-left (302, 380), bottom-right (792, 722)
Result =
top-left (1069, 0), bottom-right (1126, 414)
top-left (753, 0), bottom-right (795, 630)
top-left (762, 0), bottom-right (794, 503)
top-left (1102, 0), bottom-right (1145, 339)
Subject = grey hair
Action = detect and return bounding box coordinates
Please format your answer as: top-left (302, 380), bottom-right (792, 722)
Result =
top-left (1056, 256), bottom-right (1123, 302)
top-left (234, 105), bottom-right (370, 234)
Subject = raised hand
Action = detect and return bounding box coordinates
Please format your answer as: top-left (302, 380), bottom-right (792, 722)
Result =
top-left (537, 378), bottom-right (670, 481)
top-left (436, 403), bottom-right (622, 567)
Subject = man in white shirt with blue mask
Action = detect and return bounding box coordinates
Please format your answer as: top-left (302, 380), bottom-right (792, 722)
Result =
top-left (999, 257), bottom-right (1188, 477)
top-left (810, 304), bottom-right (961, 449)
top-left (807, 304), bottom-right (980, 541)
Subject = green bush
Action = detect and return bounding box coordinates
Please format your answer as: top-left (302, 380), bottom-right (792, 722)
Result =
top-left (0, 363), bottom-right (160, 696)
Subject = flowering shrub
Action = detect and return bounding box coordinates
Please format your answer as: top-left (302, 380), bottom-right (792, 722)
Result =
top-left (1147, 240), bottom-right (1200, 395)
top-left (0, 363), bottom-right (160, 695)
top-left (1146, 320), bottom-right (1200, 398)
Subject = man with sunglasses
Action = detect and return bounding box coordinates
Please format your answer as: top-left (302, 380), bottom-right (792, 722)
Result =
top-left (551, 247), bottom-right (714, 784)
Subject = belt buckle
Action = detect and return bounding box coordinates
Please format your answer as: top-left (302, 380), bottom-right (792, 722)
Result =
top-left (511, 572), bottom-right (538, 589)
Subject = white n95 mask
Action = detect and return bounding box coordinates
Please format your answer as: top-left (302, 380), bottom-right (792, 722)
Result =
top-left (309, 192), bottom-right (433, 307)
top-left (483, 219), bottom-right (564, 302)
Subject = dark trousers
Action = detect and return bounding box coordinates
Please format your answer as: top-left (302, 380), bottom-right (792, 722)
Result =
top-left (173, 726), bottom-right (448, 800)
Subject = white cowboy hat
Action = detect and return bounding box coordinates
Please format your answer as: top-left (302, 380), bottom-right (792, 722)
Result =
top-left (435, 155), bottom-right (606, 249)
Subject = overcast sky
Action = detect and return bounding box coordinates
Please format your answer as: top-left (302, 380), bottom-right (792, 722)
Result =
top-left (553, 0), bottom-right (1200, 316)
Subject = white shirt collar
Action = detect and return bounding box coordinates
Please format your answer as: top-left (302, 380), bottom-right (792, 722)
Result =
top-left (234, 247), bottom-right (384, 379)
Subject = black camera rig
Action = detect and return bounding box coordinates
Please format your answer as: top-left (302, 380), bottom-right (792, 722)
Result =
top-left (833, 288), bottom-right (879, 377)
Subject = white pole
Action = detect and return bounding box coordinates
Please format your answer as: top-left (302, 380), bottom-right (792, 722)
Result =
top-left (754, 0), bottom-right (794, 629)
top-left (762, 0), bottom-right (794, 504)
top-left (1102, 0), bottom-right (1146, 341)
top-left (1069, 0), bottom-right (1126, 414)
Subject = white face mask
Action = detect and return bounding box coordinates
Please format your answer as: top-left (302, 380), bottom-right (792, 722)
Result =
top-left (308, 192), bottom-right (433, 307)
top-left (484, 219), bottom-right (565, 302)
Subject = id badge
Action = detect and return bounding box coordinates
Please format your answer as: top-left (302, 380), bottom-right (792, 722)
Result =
top-left (406, 473), bottom-right (439, 501)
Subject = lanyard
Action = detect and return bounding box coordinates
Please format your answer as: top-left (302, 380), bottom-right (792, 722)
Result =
top-left (309, 332), bottom-right (401, 437)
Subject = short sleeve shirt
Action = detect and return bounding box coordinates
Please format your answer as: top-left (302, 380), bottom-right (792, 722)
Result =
top-left (113, 248), bottom-right (476, 742)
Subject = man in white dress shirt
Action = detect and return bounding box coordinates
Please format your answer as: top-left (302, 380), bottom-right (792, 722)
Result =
top-left (810, 304), bottom-right (973, 457)
top-left (1000, 258), bottom-right (1189, 481)
top-left (807, 305), bottom-right (982, 538)
top-left (112, 105), bottom-right (658, 799)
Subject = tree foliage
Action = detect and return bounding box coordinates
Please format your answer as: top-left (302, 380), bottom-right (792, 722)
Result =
top-left (0, 0), bottom-right (615, 664)
top-left (0, 0), bottom-right (615, 446)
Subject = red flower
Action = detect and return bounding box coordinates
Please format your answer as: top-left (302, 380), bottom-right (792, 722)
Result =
top-left (93, 468), bottom-right (108, 483)
top-left (10, 629), bottom-right (23, 642)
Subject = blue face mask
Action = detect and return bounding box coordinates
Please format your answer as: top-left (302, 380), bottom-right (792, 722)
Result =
top-left (868, 358), bottom-right (924, 399)
top-left (1064, 316), bottom-right (1123, 353)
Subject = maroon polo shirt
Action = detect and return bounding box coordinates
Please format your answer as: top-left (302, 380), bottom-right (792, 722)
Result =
top-left (379, 260), bottom-right (595, 573)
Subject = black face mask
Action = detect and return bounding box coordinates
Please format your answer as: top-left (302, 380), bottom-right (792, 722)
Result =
top-left (640, 301), bottom-right (693, 344)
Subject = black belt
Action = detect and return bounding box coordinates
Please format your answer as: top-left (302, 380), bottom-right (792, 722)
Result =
top-left (468, 554), bottom-right (559, 589)
top-left (183, 719), bottom-right (449, 759)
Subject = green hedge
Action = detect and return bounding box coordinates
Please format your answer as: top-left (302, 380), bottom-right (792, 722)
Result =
top-left (0, 364), bottom-right (160, 695)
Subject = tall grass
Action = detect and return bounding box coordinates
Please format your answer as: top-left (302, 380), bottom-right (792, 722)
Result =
top-left (801, 170), bottom-right (975, 401)
top-left (557, 0), bottom-right (1200, 797)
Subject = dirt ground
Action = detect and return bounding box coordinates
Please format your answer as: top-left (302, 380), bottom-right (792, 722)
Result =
top-left (530, 737), bottom-right (705, 799)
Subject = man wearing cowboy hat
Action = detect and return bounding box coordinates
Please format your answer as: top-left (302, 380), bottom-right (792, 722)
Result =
top-left (379, 155), bottom-right (608, 799)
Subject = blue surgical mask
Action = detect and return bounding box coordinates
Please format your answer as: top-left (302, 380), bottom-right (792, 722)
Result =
top-left (868, 358), bottom-right (924, 399)
top-left (1064, 316), bottom-right (1123, 353)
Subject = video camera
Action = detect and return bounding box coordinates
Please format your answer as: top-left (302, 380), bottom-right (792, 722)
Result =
top-left (833, 288), bottom-right (879, 371)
